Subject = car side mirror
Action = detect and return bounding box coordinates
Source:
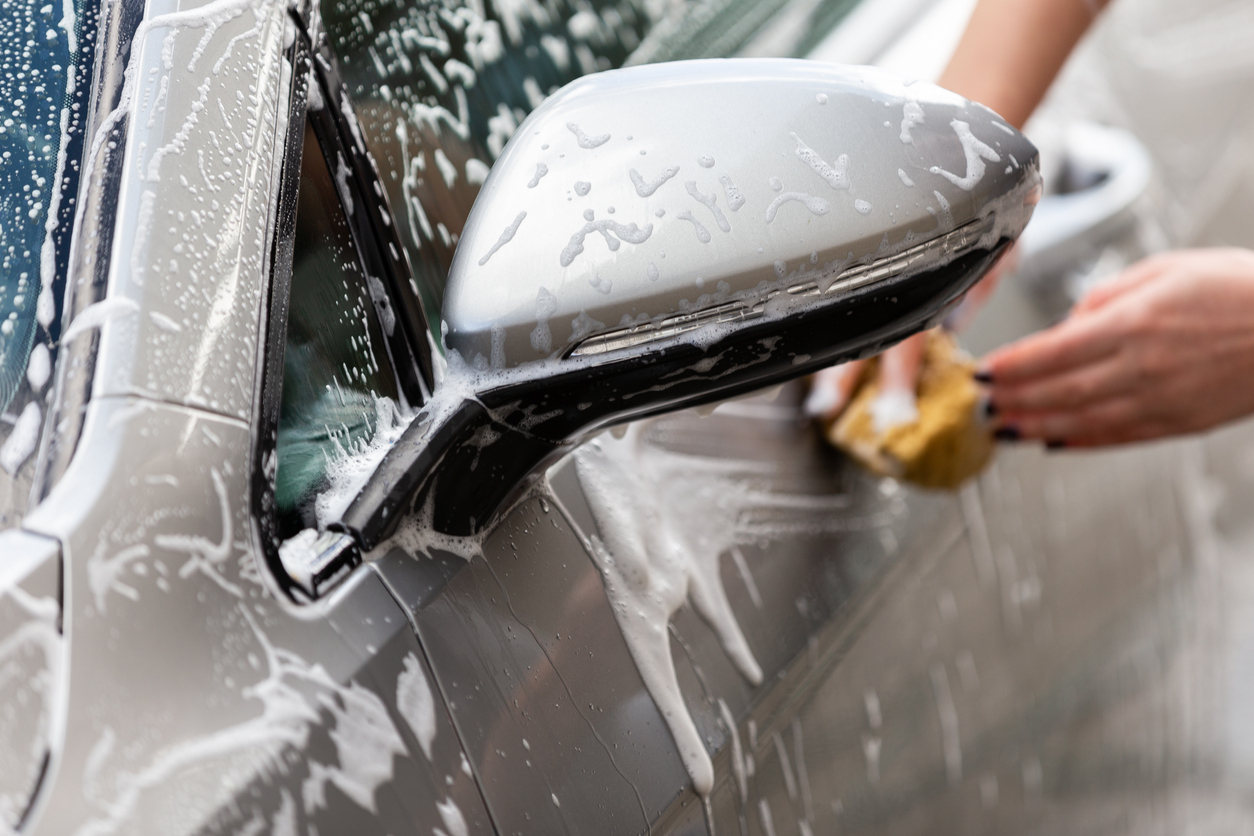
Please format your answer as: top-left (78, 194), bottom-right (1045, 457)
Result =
top-left (338, 58), bottom-right (1040, 544)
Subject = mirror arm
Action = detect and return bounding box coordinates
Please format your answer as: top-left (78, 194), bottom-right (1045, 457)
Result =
top-left (337, 241), bottom-right (1009, 545)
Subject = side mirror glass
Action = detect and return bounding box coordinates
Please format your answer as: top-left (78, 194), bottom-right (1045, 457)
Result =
top-left (341, 58), bottom-right (1040, 542)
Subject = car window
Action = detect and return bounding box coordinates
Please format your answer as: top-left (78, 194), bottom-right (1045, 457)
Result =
top-left (0, 0), bottom-right (96, 528)
top-left (319, 0), bottom-right (655, 334)
top-left (274, 119), bottom-right (403, 538)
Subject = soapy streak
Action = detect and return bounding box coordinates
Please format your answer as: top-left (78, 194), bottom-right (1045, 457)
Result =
top-left (765, 192), bottom-right (829, 223)
top-left (930, 119), bottom-right (1000, 191)
top-left (478, 211), bottom-right (526, 265)
top-left (676, 210), bottom-right (710, 243)
top-left (153, 467), bottom-right (243, 599)
top-left (685, 181), bottom-right (729, 232)
top-left (719, 175), bottom-right (745, 211)
top-left (566, 121), bottom-right (610, 148)
top-left (559, 218), bottom-right (652, 267)
top-left (573, 427), bottom-right (764, 796)
top-left (629, 165), bottom-right (678, 197)
top-left (791, 132), bottom-right (849, 190)
top-left (526, 162), bottom-right (548, 188)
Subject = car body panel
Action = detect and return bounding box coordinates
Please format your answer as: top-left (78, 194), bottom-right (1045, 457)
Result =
top-left (21, 395), bottom-right (492, 834)
top-left (81, 0), bottom-right (289, 421)
top-left (381, 494), bottom-right (694, 833)
top-left (0, 531), bottom-right (60, 831)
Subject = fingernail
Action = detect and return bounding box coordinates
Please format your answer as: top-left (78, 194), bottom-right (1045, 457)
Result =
top-left (1045, 439), bottom-right (1067, 451)
top-left (993, 426), bottom-right (1020, 441)
top-left (983, 400), bottom-right (998, 418)
top-left (973, 369), bottom-right (994, 383)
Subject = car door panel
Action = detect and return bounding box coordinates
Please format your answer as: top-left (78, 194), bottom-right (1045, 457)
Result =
top-left (376, 495), bottom-right (695, 834)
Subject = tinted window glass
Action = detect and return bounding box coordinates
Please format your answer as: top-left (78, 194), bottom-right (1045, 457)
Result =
top-left (274, 120), bottom-right (401, 536)
top-left (319, 0), bottom-right (658, 332)
top-left (0, 0), bottom-right (96, 528)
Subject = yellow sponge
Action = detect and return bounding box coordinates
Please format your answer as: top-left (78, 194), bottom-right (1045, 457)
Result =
top-left (826, 331), bottom-right (993, 489)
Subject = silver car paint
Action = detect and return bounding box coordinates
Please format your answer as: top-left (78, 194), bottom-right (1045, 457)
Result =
top-left (0, 530), bottom-right (60, 830)
top-left (79, 0), bottom-right (287, 421)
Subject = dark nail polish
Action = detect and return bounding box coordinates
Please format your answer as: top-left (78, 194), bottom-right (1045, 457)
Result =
top-left (983, 400), bottom-right (998, 418)
top-left (993, 426), bottom-right (1020, 441)
top-left (1045, 439), bottom-right (1067, 450)
top-left (973, 370), bottom-right (994, 383)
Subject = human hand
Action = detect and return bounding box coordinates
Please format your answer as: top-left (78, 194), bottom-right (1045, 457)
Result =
top-left (981, 248), bottom-right (1254, 447)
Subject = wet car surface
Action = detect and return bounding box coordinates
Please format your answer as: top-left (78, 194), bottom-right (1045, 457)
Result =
top-left (2, 0), bottom-right (1250, 834)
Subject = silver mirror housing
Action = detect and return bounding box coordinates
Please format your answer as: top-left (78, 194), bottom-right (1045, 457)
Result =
top-left (341, 59), bottom-right (1039, 541)
top-left (444, 58), bottom-right (1039, 369)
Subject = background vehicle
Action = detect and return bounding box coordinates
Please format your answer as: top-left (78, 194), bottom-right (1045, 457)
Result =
top-left (4, 0), bottom-right (1254, 835)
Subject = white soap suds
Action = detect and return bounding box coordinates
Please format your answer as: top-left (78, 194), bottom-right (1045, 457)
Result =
top-left (314, 397), bottom-right (413, 527)
top-left (526, 162), bottom-right (548, 188)
top-left (1, 402), bottom-right (41, 476)
top-left (869, 388), bottom-right (919, 434)
top-left (718, 175), bottom-right (745, 212)
top-left (899, 100), bottom-right (924, 144)
top-left (854, 199), bottom-right (872, 215)
top-left (478, 211), bottom-right (526, 266)
top-left (684, 181), bottom-right (729, 233)
top-left (465, 158), bottom-right (491, 186)
top-left (765, 192), bottom-right (829, 223)
top-left (676, 210), bottom-right (711, 243)
top-left (335, 152), bottom-right (355, 216)
top-left (530, 286), bottom-right (558, 353)
top-left (396, 652), bottom-right (436, 760)
top-left (628, 166), bottom-right (677, 197)
top-left (436, 797), bottom-right (469, 836)
top-left (559, 217), bottom-right (652, 267)
top-left (61, 297), bottom-right (140, 342)
top-left (25, 343), bottom-right (50, 391)
top-left (573, 427), bottom-right (764, 796)
top-left (566, 121), bottom-right (609, 148)
top-left (790, 132), bottom-right (848, 190)
top-left (302, 680), bottom-right (407, 814)
top-left (930, 119), bottom-right (1000, 191)
top-left (897, 168), bottom-right (914, 187)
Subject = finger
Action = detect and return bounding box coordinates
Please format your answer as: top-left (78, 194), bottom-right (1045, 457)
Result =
top-left (989, 352), bottom-right (1132, 413)
top-left (999, 395), bottom-right (1150, 442)
top-left (878, 331), bottom-right (928, 393)
top-left (980, 311), bottom-right (1121, 384)
top-left (1071, 255), bottom-right (1172, 315)
top-left (805, 359), bottom-right (865, 419)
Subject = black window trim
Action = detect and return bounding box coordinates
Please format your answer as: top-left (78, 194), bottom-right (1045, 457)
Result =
top-left (253, 13), bottom-right (435, 600)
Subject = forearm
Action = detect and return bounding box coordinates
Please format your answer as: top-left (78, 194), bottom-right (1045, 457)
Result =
top-left (937, 0), bottom-right (1109, 128)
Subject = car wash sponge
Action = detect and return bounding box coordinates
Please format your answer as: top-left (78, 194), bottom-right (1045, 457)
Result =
top-left (826, 331), bottom-right (993, 489)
